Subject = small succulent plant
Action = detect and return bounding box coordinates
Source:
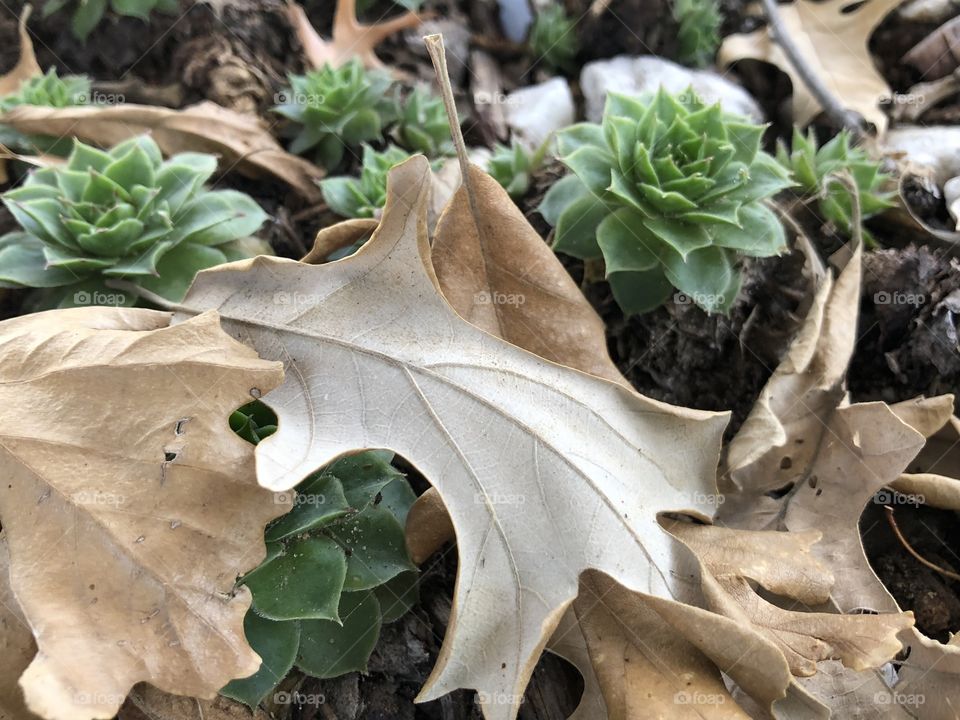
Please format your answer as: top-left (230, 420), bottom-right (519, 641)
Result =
top-left (274, 60), bottom-right (396, 169)
top-left (0, 136), bottom-right (269, 307)
top-left (320, 144), bottom-right (412, 219)
top-left (673, 0), bottom-right (722, 68)
top-left (487, 140), bottom-right (548, 200)
top-left (528, 5), bottom-right (579, 74)
top-left (0, 68), bottom-right (92, 156)
top-left (222, 403), bottom-right (418, 709)
top-left (540, 88), bottom-right (794, 315)
top-left (776, 128), bottom-right (894, 242)
top-left (42, 0), bottom-right (179, 41)
top-left (0, 68), bottom-right (91, 113)
top-left (394, 86), bottom-right (454, 158)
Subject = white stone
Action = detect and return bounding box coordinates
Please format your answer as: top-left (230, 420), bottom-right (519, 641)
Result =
top-left (505, 77), bottom-right (575, 152)
top-left (883, 126), bottom-right (960, 184)
top-left (580, 55), bottom-right (764, 123)
top-left (944, 176), bottom-right (960, 230)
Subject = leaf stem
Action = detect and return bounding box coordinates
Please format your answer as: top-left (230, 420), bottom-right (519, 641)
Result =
top-left (759, 0), bottom-right (867, 141)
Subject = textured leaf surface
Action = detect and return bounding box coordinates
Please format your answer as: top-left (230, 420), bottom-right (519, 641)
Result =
top-left (175, 156), bottom-right (730, 719)
top-left (0, 308), bottom-right (286, 720)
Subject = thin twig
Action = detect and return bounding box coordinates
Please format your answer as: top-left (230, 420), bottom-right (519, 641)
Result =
top-left (759, 0), bottom-right (867, 140)
top-left (884, 505), bottom-right (960, 583)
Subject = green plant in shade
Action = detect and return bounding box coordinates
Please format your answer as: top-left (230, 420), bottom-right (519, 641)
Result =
top-left (0, 136), bottom-right (269, 307)
top-left (488, 140), bottom-right (545, 200)
top-left (320, 144), bottom-right (411, 219)
top-left (0, 68), bottom-right (91, 113)
top-left (221, 403), bottom-right (418, 710)
top-left (528, 5), bottom-right (578, 74)
top-left (776, 127), bottom-right (894, 242)
top-left (42, 0), bottom-right (179, 41)
top-left (395, 87), bottom-right (454, 158)
top-left (539, 88), bottom-right (794, 315)
top-left (274, 60), bottom-right (396, 169)
top-left (673, 0), bottom-right (722, 68)
top-left (0, 68), bottom-right (92, 156)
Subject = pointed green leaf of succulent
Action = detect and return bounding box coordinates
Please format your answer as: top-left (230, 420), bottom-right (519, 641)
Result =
top-left (0, 136), bottom-right (269, 306)
top-left (544, 88), bottom-right (791, 315)
top-left (528, 5), bottom-right (579, 74)
top-left (275, 60), bottom-right (397, 168)
top-left (396, 87), bottom-right (456, 158)
top-left (776, 127), bottom-right (895, 240)
top-left (673, 0), bottom-right (722, 68)
top-left (0, 67), bottom-right (91, 113)
top-left (488, 140), bottom-right (534, 200)
top-left (220, 613), bottom-right (300, 710)
top-left (320, 145), bottom-right (413, 219)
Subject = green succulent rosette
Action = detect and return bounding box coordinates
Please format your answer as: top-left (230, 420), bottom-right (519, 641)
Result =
top-left (540, 88), bottom-right (794, 315)
top-left (395, 86), bottom-right (454, 158)
top-left (0, 68), bottom-right (93, 156)
top-left (320, 144), bottom-right (412, 219)
top-left (274, 60), bottom-right (396, 169)
top-left (0, 135), bottom-right (269, 307)
top-left (777, 127), bottom-right (894, 242)
top-left (528, 5), bottom-right (579, 74)
top-left (673, 0), bottom-right (722, 68)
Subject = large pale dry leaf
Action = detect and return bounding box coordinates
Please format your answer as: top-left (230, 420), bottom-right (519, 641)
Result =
top-left (0, 6), bottom-right (41, 97)
top-left (718, 0), bottom-right (902, 133)
top-left (173, 155), bottom-right (734, 720)
top-left (888, 397), bottom-right (960, 510)
top-left (795, 659), bottom-right (915, 720)
top-left (286, 0), bottom-right (422, 70)
top-left (0, 308), bottom-right (287, 720)
top-left (1, 102), bottom-right (324, 201)
top-left (0, 534), bottom-right (38, 720)
top-left (433, 165), bottom-right (628, 385)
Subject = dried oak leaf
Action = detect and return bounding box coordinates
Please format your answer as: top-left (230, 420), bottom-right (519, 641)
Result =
top-left (719, 0), bottom-right (902, 134)
top-left (903, 15), bottom-right (960, 80)
top-left (174, 155), bottom-right (735, 720)
top-left (286, 0), bottom-right (422, 70)
top-left (0, 102), bottom-right (324, 201)
top-left (0, 5), bottom-right (40, 97)
top-left (0, 307), bottom-right (286, 720)
top-left (0, 534), bottom-right (38, 720)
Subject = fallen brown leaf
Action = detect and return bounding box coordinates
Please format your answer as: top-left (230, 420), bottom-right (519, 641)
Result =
top-left (0, 534), bottom-right (38, 720)
top-left (0, 5), bottom-right (41, 97)
top-left (1, 102), bottom-right (324, 201)
top-left (286, 0), bottom-right (422, 70)
top-left (0, 308), bottom-right (287, 720)
top-left (903, 15), bottom-right (960, 80)
top-left (719, 0), bottom-right (902, 133)
top-left (174, 155), bottom-right (739, 720)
